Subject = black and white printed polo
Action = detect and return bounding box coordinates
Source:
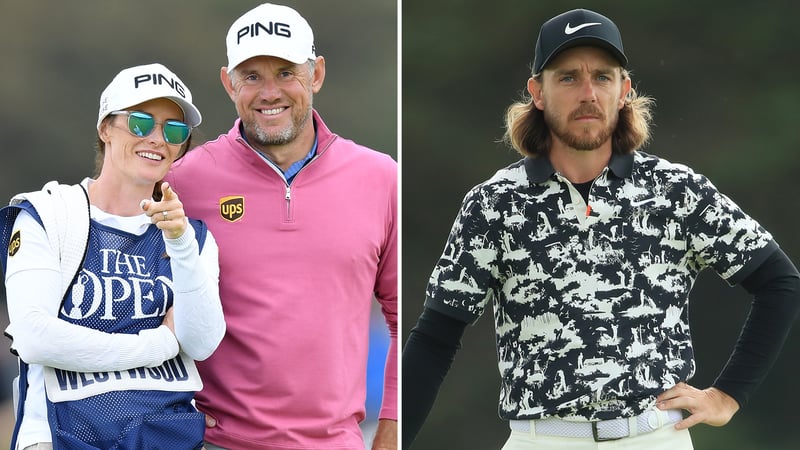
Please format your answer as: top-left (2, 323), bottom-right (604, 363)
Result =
top-left (424, 151), bottom-right (777, 421)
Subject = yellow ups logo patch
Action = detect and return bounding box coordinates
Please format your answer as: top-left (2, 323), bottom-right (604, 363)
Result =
top-left (8, 230), bottom-right (21, 257)
top-left (220, 196), bottom-right (245, 222)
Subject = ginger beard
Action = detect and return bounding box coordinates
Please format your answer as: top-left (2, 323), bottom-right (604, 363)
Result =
top-left (545, 103), bottom-right (618, 151)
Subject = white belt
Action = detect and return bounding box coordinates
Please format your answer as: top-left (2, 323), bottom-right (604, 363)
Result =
top-left (509, 409), bottom-right (683, 442)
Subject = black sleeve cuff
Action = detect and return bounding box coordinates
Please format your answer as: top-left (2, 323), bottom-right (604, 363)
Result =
top-left (423, 296), bottom-right (481, 325)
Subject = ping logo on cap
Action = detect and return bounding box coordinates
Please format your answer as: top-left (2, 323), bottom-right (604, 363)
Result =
top-left (220, 196), bottom-right (245, 222)
top-left (236, 21), bottom-right (292, 44)
top-left (132, 73), bottom-right (187, 98)
top-left (8, 230), bottom-right (21, 257)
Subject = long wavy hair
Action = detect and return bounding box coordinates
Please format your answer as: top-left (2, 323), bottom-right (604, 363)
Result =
top-left (502, 68), bottom-right (655, 157)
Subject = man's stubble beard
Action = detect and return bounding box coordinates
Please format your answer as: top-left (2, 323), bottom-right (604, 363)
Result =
top-left (249, 106), bottom-right (313, 146)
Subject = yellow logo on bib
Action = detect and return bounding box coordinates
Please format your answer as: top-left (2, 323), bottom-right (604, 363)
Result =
top-left (8, 230), bottom-right (21, 257)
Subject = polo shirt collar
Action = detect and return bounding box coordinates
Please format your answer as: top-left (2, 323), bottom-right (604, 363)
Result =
top-left (608, 151), bottom-right (634, 178)
top-left (524, 151), bottom-right (634, 184)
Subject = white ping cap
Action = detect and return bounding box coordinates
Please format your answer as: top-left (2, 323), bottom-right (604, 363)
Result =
top-left (97, 63), bottom-right (202, 129)
top-left (225, 3), bottom-right (316, 72)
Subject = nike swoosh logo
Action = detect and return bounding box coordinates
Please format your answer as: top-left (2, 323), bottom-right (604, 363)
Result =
top-left (630, 197), bottom-right (658, 207)
top-left (564, 22), bottom-right (601, 34)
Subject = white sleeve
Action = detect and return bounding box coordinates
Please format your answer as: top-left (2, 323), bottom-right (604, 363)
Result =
top-left (164, 223), bottom-right (225, 361)
top-left (4, 211), bottom-right (179, 372)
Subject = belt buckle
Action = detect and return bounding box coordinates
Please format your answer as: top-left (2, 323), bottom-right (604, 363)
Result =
top-left (591, 421), bottom-right (623, 442)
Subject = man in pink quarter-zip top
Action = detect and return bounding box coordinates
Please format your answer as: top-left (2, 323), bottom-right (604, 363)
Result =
top-left (165, 3), bottom-right (398, 450)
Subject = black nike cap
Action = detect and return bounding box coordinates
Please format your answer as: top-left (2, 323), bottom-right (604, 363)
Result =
top-left (533, 9), bottom-right (627, 74)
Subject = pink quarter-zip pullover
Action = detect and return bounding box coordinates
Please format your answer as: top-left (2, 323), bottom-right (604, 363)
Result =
top-left (166, 111), bottom-right (397, 449)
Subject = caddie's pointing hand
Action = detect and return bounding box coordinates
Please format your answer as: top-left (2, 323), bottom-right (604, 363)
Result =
top-left (141, 181), bottom-right (188, 240)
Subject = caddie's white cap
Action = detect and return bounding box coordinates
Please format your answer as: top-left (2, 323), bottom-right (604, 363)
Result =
top-left (97, 63), bottom-right (202, 129)
top-left (225, 3), bottom-right (316, 72)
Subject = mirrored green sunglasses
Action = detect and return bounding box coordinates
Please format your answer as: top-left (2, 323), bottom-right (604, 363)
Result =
top-left (110, 110), bottom-right (191, 145)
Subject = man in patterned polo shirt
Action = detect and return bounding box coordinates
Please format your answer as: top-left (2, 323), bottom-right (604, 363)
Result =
top-left (402, 8), bottom-right (800, 450)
